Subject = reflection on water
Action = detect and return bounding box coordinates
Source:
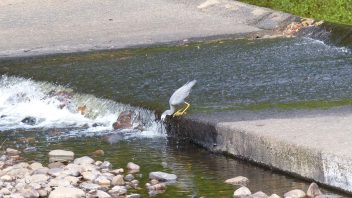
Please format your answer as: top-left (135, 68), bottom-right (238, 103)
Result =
top-left (0, 130), bottom-right (344, 197)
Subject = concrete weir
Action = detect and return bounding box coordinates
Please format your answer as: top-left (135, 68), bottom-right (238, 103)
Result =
top-left (168, 107), bottom-right (352, 192)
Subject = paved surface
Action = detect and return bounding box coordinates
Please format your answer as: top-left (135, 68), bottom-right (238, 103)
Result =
top-left (0, 0), bottom-right (295, 57)
top-left (169, 107), bottom-right (352, 192)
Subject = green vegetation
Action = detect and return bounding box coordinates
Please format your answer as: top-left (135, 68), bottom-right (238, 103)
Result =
top-left (238, 0), bottom-right (352, 25)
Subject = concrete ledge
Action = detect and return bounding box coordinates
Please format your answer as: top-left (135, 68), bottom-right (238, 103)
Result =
top-left (168, 107), bottom-right (352, 192)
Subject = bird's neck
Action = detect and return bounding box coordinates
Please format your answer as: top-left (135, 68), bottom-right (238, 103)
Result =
top-left (169, 105), bottom-right (176, 115)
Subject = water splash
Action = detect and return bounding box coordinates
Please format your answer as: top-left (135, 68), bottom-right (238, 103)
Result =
top-left (0, 75), bottom-right (165, 138)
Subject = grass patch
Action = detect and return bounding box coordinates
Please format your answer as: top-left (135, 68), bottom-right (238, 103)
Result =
top-left (238, 0), bottom-right (352, 25)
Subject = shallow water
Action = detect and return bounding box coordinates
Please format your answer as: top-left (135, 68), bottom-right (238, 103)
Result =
top-left (0, 37), bottom-right (350, 197)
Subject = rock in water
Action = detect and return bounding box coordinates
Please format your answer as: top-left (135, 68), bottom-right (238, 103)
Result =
top-left (149, 171), bottom-right (177, 182)
top-left (269, 194), bottom-right (281, 198)
top-left (127, 162), bottom-right (140, 171)
top-left (307, 182), bottom-right (322, 197)
top-left (48, 150), bottom-right (74, 163)
top-left (21, 116), bottom-right (37, 125)
top-left (284, 189), bottom-right (306, 198)
top-left (252, 191), bottom-right (268, 198)
top-left (225, 176), bottom-right (249, 186)
top-left (112, 111), bottom-right (133, 129)
top-left (233, 186), bottom-right (251, 197)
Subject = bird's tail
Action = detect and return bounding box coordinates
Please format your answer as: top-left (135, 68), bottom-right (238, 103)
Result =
top-left (187, 80), bottom-right (197, 88)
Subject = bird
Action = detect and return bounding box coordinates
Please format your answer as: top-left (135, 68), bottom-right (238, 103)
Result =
top-left (161, 80), bottom-right (197, 121)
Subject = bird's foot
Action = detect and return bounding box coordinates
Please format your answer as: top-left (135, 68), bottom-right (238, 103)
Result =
top-left (173, 110), bottom-right (185, 117)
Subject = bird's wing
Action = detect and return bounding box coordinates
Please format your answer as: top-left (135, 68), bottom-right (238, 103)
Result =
top-left (169, 80), bottom-right (197, 106)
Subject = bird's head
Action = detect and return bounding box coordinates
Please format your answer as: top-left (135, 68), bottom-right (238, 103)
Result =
top-left (161, 110), bottom-right (173, 122)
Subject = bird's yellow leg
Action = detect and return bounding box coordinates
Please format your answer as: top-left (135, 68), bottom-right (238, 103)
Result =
top-left (172, 102), bottom-right (191, 117)
top-left (180, 102), bottom-right (190, 114)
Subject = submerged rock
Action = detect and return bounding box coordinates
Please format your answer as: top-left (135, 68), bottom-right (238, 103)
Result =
top-left (23, 147), bottom-right (37, 153)
top-left (112, 111), bottom-right (133, 129)
top-left (21, 116), bottom-right (37, 125)
top-left (225, 176), bottom-right (249, 186)
top-left (49, 150), bottom-right (74, 163)
top-left (92, 149), bottom-right (105, 156)
top-left (149, 171), bottom-right (177, 182)
top-left (6, 148), bottom-right (20, 155)
top-left (307, 182), bottom-right (322, 197)
top-left (233, 186), bottom-right (251, 197)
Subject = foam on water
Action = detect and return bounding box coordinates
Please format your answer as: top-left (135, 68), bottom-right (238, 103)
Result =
top-left (0, 75), bottom-right (165, 137)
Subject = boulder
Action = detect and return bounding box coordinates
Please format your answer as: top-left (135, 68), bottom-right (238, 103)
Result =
top-left (225, 176), bottom-right (249, 186)
top-left (127, 162), bottom-right (140, 171)
top-left (112, 111), bottom-right (133, 129)
top-left (48, 150), bottom-right (74, 163)
top-left (48, 187), bottom-right (85, 198)
top-left (74, 156), bottom-right (94, 165)
top-left (149, 171), bottom-right (177, 182)
top-left (284, 189), bottom-right (306, 198)
top-left (233, 186), bottom-right (251, 198)
top-left (21, 117), bottom-right (37, 125)
top-left (307, 183), bottom-right (322, 197)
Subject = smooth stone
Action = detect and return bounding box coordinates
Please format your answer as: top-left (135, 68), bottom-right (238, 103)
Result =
top-left (73, 156), bottom-right (94, 165)
top-left (124, 174), bottom-right (134, 182)
top-left (225, 176), bottom-right (249, 186)
top-left (269, 194), bottom-right (281, 198)
top-left (48, 187), bottom-right (85, 198)
top-left (126, 194), bottom-right (141, 198)
top-left (29, 183), bottom-right (41, 190)
top-left (29, 162), bottom-right (43, 170)
top-left (0, 188), bottom-right (10, 195)
top-left (95, 176), bottom-right (111, 186)
top-left (284, 189), bottom-right (306, 198)
top-left (80, 164), bottom-right (97, 172)
top-left (0, 175), bottom-right (12, 182)
top-left (30, 174), bottom-right (50, 183)
top-left (149, 171), bottom-right (177, 182)
top-left (64, 176), bottom-right (80, 186)
top-left (21, 188), bottom-right (39, 198)
top-left (6, 148), bottom-right (20, 156)
top-left (48, 178), bottom-right (71, 187)
top-left (37, 189), bottom-right (48, 197)
top-left (33, 167), bottom-right (49, 175)
top-left (111, 175), bottom-right (125, 186)
top-left (9, 193), bottom-right (24, 198)
top-left (48, 150), bottom-right (74, 163)
top-left (82, 171), bottom-right (99, 181)
top-left (233, 186), bottom-right (251, 198)
top-left (147, 183), bottom-right (166, 191)
top-left (80, 182), bottom-right (101, 191)
top-left (127, 162), bottom-right (140, 171)
top-left (96, 190), bottom-right (111, 198)
top-left (108, 186), bottom-right (127, 196)
top-left (64, 164), bottom-right (82, 176)
top-left (95, 161), bottom-right (103, 166)
top-left (252, 191), bottom-right (268, 198)
top-left (307, 183), bottom-right (322, 198)
top-left (48, 168), bottom-right (64, 177)
top-left (100, 161), bottom-right (112, 170)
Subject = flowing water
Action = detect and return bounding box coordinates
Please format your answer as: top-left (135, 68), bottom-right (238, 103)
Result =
top-left (0, 36), bottom-right (351, 197)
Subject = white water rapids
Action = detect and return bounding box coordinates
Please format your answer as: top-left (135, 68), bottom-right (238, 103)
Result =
top-left (0, 75), bottom-right (165, 137)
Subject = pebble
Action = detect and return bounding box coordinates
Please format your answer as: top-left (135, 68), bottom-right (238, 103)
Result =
top-left (127, 162), bottom-right (140, 171)
top-left (23, 147), bottom-right (37, 153)
top-left (233, 186), bottom-right (252, 197)
top-left (149, 171), bottom-right (177, 182)
top-left (111, 175), bottom-right (125, 186)
top-left (29, 162), bottom-right (43, 171)
top-left (225, 176), bottom-right (249, 186)
top-left (124, 174), bottom-right (134, 182)
top-left (92, 150), bottom-right (105, 156)
top-left (82, 171), bottom-right (98, 181)
top-left (307, 182), bottom-right (322, 197)
top-left (48, 187), bottom-right (85, 198)
top-left (6, 148), bottom-right (20, 156)
top-left (269, 194), bottom-right (281, 198)
top-left (284, 189), bottom-right (306, 198)
top-left (100, 161), bottom-right (112, 170)
top-left (126, 194), bottom-right (141, 198)
top-left (252, 191), bottom-right (268, 198)
top-left (74, 156), bottom-right (95, 165)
